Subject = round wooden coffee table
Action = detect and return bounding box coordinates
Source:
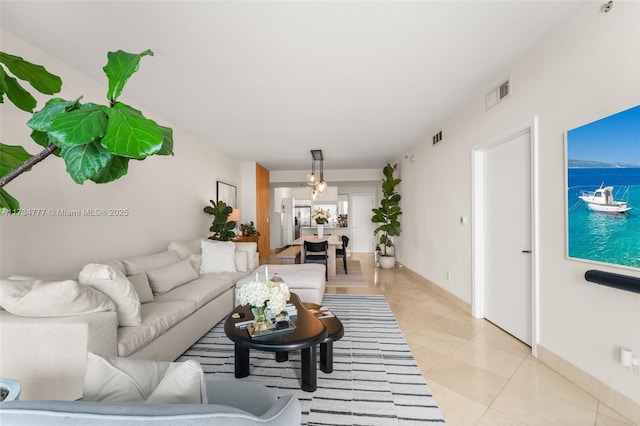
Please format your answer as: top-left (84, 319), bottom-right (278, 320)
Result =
top-left (224, 293), bottom-right (327, 392)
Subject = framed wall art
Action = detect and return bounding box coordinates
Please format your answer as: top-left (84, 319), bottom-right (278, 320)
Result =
top-left (216, 181), bottom-right (237, 209)
top-left (565, 105), bottom-right (640, 270)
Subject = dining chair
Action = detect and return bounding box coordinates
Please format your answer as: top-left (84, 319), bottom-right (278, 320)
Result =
top-left (303, 240), bottom-right (328, 280)
top-left (335, 236), bottom-right (349, 274)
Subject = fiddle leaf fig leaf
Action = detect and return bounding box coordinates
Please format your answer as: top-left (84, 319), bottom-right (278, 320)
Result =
top-left (2, 72), bottom-right (36, 112)
top-left (101, 102), bottom-right (163, 159)
top-left (49, 104), bottom-right (108, 146)
top-left (157, 125), bottom-right (174, 156)
top-left (60, 140), bottom-right (112, 184)
top-left (103, 49), bottom-right (153, 102)
top-left (0, 66), bottom-right (8, 103)
top-left (0, 52), bottom-right (62, 95)
top-left (0, 188), bottom-right (20, 214)
top-left (27, 98), bottom-right (75, 132)
top-left (0, 143), bottom-right (33, 176)
top-left (90, 155), bottom-right (129, 183)
top-left (30, 130), bottom-right (62, 156)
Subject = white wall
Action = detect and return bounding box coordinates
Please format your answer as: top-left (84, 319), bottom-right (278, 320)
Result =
top-left (397, 1), bottom-right (640, 402)
top-left (0, 30), bottom-right (241, 276)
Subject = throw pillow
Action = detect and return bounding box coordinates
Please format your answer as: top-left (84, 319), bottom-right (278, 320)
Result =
top-left (200, 240), bottom-right (237, 274)
top-left (122, 251), bottom-right (180, 276)
top-left (0, 279), bottom-right (116, 317)
top-left (146, 259), bottom-right (199, 295)
top-left (79, 264), bottom-right (142, 327)
top-left (83, 352), bottom-right (207, 404)
top-left (127, 273), bottom-right (154, 303)
top-left (188, 253), bottom-right (201, 271)
top-left (168, 238), bottom-right (205, 260)
top-left (235, 249), bottom-right (249, 273)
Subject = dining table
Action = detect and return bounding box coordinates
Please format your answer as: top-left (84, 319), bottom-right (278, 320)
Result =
top-left (290, 235), bottom-right (342, 277)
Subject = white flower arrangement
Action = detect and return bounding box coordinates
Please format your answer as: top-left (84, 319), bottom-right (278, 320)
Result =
top-left (236, 280), bottom-right (290, 314)
top-left (312, 208), bottom-right (331, 224)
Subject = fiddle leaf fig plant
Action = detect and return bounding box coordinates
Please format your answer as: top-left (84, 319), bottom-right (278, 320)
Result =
top-left (371, 163), bottom-right (402, 256)
top-left (0, 49), bottom-right (174, 214)
top-left (204, 200), bottom-right (237, 241)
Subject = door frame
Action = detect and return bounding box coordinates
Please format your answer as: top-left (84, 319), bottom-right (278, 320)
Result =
top-left (471, 117), bottom-right (540, 357)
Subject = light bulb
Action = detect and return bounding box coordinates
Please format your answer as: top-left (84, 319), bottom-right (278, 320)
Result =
top-left (310, 187), bottom-right (318, 200)
top-left (317, 180), bottom-right (327, 194)
top-left (306, 172), bottom-right (316, 186)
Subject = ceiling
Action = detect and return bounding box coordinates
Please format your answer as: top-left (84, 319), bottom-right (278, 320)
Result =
top-left (1, 1), bottom-right (588, 172)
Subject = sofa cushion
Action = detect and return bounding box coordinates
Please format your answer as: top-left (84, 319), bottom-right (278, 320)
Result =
top-left (200, 241), bottom-right (236, 273)
top-left (0, 279), bottom-right (116, 317)
top-left (234, 242), bottom-right (259, 271)
top-left (104, 260), bottom-right (127, 275)
top-left (189, 252), bottom-right (249, 274)
top-left (127, 274), bottom-right (154, 304)
top-left (146, 260), bottom-right (199, 295)
top-left (117, 300), bottom-right (195, 357)
top-left (122, 251), bottom-right (180, 276)
top-left (79, 264), bottom-right (142, 327)
top-left (154, 274), bottom-right (235, 310)
top-left (167, 238), bottom-right (205, 260)
top-left (83, 352), bottom-right (207, 404)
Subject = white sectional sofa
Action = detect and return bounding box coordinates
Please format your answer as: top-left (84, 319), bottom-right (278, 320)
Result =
top-left (0, 238), bottom-right (259, 401)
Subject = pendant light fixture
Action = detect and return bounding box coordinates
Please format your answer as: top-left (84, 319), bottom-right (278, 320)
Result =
top-left (308, 150), bottom-right (328, 198)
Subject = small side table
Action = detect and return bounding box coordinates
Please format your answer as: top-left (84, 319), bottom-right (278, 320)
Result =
top-left (303, 302), bottom-right (344, 373)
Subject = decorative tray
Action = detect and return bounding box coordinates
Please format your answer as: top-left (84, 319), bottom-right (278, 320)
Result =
top-left (247, 322), bottom-right (296, 338)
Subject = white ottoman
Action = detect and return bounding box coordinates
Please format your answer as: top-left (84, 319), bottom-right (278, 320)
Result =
top-left (236, 264), bottom-right (326, 305)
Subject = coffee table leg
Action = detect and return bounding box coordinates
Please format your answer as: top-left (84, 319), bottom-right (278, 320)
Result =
top-left (235, 345), bottom-right (250, 378)
top-left (275, 351), bottom-right (289, 362)
top-left (320, 341), bottom-right (334, 373)
top-left (300, 345), bottom-right (317, 392)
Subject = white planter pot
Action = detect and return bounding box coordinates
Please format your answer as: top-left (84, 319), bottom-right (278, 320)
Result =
top-left (317, 224), bottom-right (324, 238)
top-left (378, 256), bottom-right (396, 269)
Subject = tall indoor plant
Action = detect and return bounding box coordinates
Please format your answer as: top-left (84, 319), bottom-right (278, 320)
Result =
top-left (0, 49), bottom-right (173, 214)
top-left (371, 163), bottom-right (402, 268)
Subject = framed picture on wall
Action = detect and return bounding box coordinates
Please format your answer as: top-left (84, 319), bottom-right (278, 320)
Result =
top-left (565, 105), bottom-right (640, 270)
top-left (217, 181), bottom-right (237, 209)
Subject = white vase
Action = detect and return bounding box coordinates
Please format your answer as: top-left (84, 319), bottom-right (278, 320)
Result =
top-left (317, 224), bottom-right (324, 238)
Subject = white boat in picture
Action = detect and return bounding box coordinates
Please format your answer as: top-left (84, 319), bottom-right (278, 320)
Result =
top-left (579, 184), bottom-right (631, 214)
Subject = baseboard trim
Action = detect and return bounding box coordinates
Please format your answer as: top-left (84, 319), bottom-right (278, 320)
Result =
top-left (400, 264), bottom-right (639, 424)
top-left (400, 264), bottom-right (471, 315)
top-left (537, 346), bottom-right (639, 424)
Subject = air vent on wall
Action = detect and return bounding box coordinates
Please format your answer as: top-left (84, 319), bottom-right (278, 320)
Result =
top-left (432, 130), bottom-right (443, 145)
top-left (486, 78), bottom-right (510, 110)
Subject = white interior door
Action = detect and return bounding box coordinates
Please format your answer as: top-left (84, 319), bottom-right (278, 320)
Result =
top-left (351, 195), bottom-right (374, 253)
top-left (482, 130), bottom-right (532, 345)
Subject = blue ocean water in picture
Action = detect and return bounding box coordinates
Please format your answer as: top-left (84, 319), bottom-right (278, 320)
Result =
top-left (567, 168), bottom-right (640, 268)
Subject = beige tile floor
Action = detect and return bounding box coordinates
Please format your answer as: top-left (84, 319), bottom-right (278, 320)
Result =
top-left (265, 252), bottom-right (635, 425)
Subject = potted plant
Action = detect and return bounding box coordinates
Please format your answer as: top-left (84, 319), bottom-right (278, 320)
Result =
top-left (239, 221), bottom-right (260, 237)
top-left (371, 163), bottom-right (402, 268)
top-left (204, 200), bottom-right (236, 241)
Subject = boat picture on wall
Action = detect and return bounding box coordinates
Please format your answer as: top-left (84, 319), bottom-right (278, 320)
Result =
top-left (578, 184), bottom-right (631, 214)
top-left (565, 104), bottom-right (640, 270)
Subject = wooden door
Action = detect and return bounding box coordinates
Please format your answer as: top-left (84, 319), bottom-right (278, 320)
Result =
top-left (255, 163), bottom-right (270, 260)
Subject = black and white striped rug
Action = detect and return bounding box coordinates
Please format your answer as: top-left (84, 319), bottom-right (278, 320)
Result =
top-left (179, 294), bottom-right (446, 425)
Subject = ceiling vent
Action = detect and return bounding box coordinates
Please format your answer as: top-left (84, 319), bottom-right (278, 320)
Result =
top-left (486, 78), bottom-right (510, 110)
top-left (432, 130), bottom-right (443, 145)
